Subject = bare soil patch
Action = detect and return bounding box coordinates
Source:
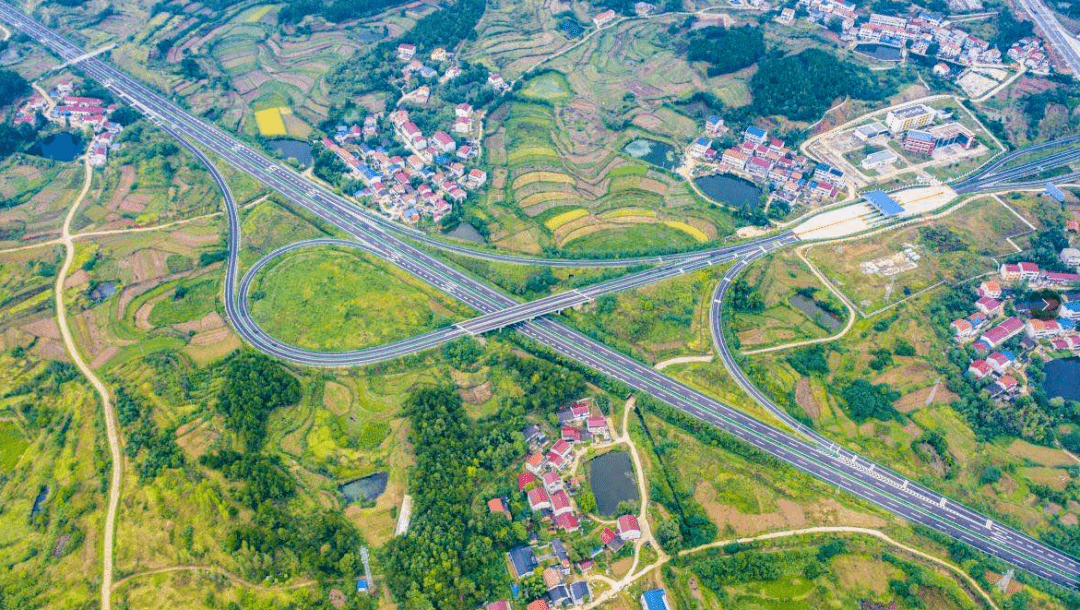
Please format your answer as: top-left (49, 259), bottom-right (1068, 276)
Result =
top-left (21, 317), bottom-right (61, 340)
top-left (794, 377), bottom-right (820, 420)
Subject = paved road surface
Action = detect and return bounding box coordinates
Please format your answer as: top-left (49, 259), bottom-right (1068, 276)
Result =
top-left (5, 2), bottom-right (1080, 590)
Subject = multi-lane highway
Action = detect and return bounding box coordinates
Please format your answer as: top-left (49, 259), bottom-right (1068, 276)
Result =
top-left (5, 0), bottom-right (1080, 590)
top-left (953, 134), bottom-right (1080, 194)
top-left (1015, 0), bottom-right (1080, 76)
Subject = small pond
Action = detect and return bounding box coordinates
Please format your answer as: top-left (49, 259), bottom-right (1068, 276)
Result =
top-left (89, 281), bottom-right (117, 303)
top-left (267, 139), bottom-right (313, 166)
top-left (855, 43), bottom-right (903, 62)
top-left (789, 294), bottom-right (844, 332)
top-left (35, 132), bottom-right (80, 162)
top-left (1043, 358), bottom-right (1080, 401)
top-left (623, 139), bottom-right (678, 170)
top-left (445, 222), bottom-right (485, 244)
top-left (339, 471), bottom-right (389, 503)
top-left (694, 173), bottom-right (764, 211)
top-left (588, 451), bottom-right (639, 517)
top-left (30, 485), bottom-right (48, 517)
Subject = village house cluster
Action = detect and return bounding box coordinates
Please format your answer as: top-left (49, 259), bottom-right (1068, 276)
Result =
top-left (489, 399), bottom-right (638, 609)
top-left (12, 79), bottom-right (123, 167)
top-left (320, 44), bottom-right (490, 224)
top-left (952, 258), bottom-right (1080, 402)
top-left (690, 120), bottom-right (846, 207)
top-left (797, 0), bottom-right (1052, 74)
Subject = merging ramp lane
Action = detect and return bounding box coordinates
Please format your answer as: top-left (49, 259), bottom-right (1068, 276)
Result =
top-left (5, 2), bottom-right (1079, 588)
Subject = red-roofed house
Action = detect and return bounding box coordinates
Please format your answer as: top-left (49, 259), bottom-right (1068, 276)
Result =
top-left (1067, 220), bottom-right (1080, 233)
top-left (617, 514), bottom-right (641, 540)
top-left (950, 319), bottom-right (974, 338)
top-left (586, 416), bottom-right (608, 437)
top-left (554, 512), bottom-right (580, 532)
top-left (487, 601), bottom-right (511, 610)
top-left (986, 351), bottom-right (1014, 373)
top-left (593, 9), bottom-right (617, 27)
top-left (977, 317), bottom-right (1025, 351)
top-left (456, 103), bottom-right (473, 117)
top-left (551, 439), bottom-right (573, 459)
top-left (978, 281), bottom-right (1002, 299)
top-left (968, 359), bottom-right (991, 379)
top-left (1041, 271), bottom-right (1080, 286)
top-left (1000, 262), bottom-right (1040, 281)
top-left (526, 452), bottom-right (547, 475)
top-left (488, 497), bottom-right (511, 518)
top-left (561, 426), bottom-right (582, 443)
top-left (600, 528), bottom-right (617, 545)
top-left (397, 43), bottom-right (416, 61)
top-left (975, 297), bottom-right (1003, 316)
top-left (527, 487), bottom-right (551, 512)
top-left (518, 471), bottom-right (537, 490)
top-left (526, 599), bottom-right (549, 610)
top-left (432, 131), bottom-right (455, 153)
top-left (542, 472), bottom-right (564, 494)
top-left (550, 490), bottom-right (573, 516)
top-left (1026, 318), bottom-right (1063, 339)
top-left (546, 451), bottom-right (566, 470)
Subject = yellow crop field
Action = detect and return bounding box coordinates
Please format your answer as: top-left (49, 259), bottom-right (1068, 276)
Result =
top-left (545, 208), bottom-right (589, 230)
top-left (245, 4), bottom-right (274, 22)
top-left (254, 107), bottom-right (287, 136)
top-left (512, 171), bottom-right (575, 189)
top-left (520, 191), bottom-right (573, 209)
top-left (664, 220), bottom-right (709, 242)
top-left (601, 208), bottom-right (656, 219)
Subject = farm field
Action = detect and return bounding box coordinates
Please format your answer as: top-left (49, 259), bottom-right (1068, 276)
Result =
top-left (247, 245), bottom-right (473, 351)
top-left (0, 157), bottom-right (81, 249)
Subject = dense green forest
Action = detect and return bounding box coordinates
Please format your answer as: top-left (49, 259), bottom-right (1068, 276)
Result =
top-left (748, 49), bottom-right (893, 121)
top-left (381, 386), bottom-right (526, 610)
top-left (686, 26), bottom-right (766, 76)
top-left (0, 69), bottom-right (29, 108)
top-left (213, 352), bottom-right (301, 451)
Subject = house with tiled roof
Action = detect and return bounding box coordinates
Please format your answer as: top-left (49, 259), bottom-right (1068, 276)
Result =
top-left (986, 351), bottom-right (1015, 373)
top-left (968, 359), bottom-right (991, 379)
top-left (488, 497), bottom-right (511, 518)
top-left (526, 452), bottom-right (547, 474)
top-left (486, 601), bottom-right (511, 610)
top-left (1025, 318), bottom-right (1063, 339)
top-left (617, 514), bottom-right (641, 540)
top-left (554, 512), bottom-right (580, 532)
top-left (586, 416), bottom-right (608, 438)
top-left (527, 487), bottom-right (551, 512)
top-left (976, 317), bottom-right (1024, 351)
top-left (950, 318), bottom-right (974, 338)
top-left (978, 280), bottom-right (1002, 298)
top-left (526, 598), bottom-right (548, 610)
top-left (509, 545), bottom-right (538, 579)
top-left (542, 471), bottom-right (565, 494)
top-left (518, 471), bottom-right (537, 490)
top-left (550, 490), bottom-right (573, 516)
top-left (600, 527), bottom-right (623, 551)
top-left (975, 297), bottom-right (1002, 316)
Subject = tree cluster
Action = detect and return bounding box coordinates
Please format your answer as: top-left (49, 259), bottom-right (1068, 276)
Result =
top-left (115, 387), bottom-right (185, 482)
top-left (686, 26), bottom-right (766, 76)
top-left (748, 49), bottom-right (893, 121)
top-left (381, 386), bottom-right (525, 610)
top-left (213, 352), bottom-right (301, 451)
top-left (839, 379), bottom-right (901, 422)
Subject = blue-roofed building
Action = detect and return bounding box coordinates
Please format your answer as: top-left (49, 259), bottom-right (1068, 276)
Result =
top-left (1059, 301), bottom-right (1080, 321)
top-left (569, 581), bottom-right (591, 604)
top-left (744, 125), bottom-right (768, 144)
top-left (864, 190), bottom-right (904, 217)
top-left (1046, 183), bottom-right (1066, 204)
top-left (689, 137), bottom-right (713, 157)
top-left (356, 578), bottom-right (368, 593)
top-left (508, 545), bottom-right (539, 579)
top-left (705, 115), bottom-right (725, 136)
top-left (641, 588), bottom-right (670, 610)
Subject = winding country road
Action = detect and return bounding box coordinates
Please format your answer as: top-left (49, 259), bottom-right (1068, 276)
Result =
top-left (53, 155), bottom-right (123, 610)
top-left (6, 0), bottom-right (1080, 595)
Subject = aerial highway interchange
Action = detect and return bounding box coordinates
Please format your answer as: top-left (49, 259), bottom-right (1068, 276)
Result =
top-left (4, 0), bottom-right (1080, 591)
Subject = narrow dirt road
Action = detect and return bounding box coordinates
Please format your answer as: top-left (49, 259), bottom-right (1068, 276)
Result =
top-left (54, 155), bottom-right (123, 610)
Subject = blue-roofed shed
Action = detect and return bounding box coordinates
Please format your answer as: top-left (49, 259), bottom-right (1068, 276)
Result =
top-left (864, 190), bottom-right (904, 217)
top-left (1046, 183), bottom-right (1066, 203)
top-left (641, 588), bottom-right (670, 610)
